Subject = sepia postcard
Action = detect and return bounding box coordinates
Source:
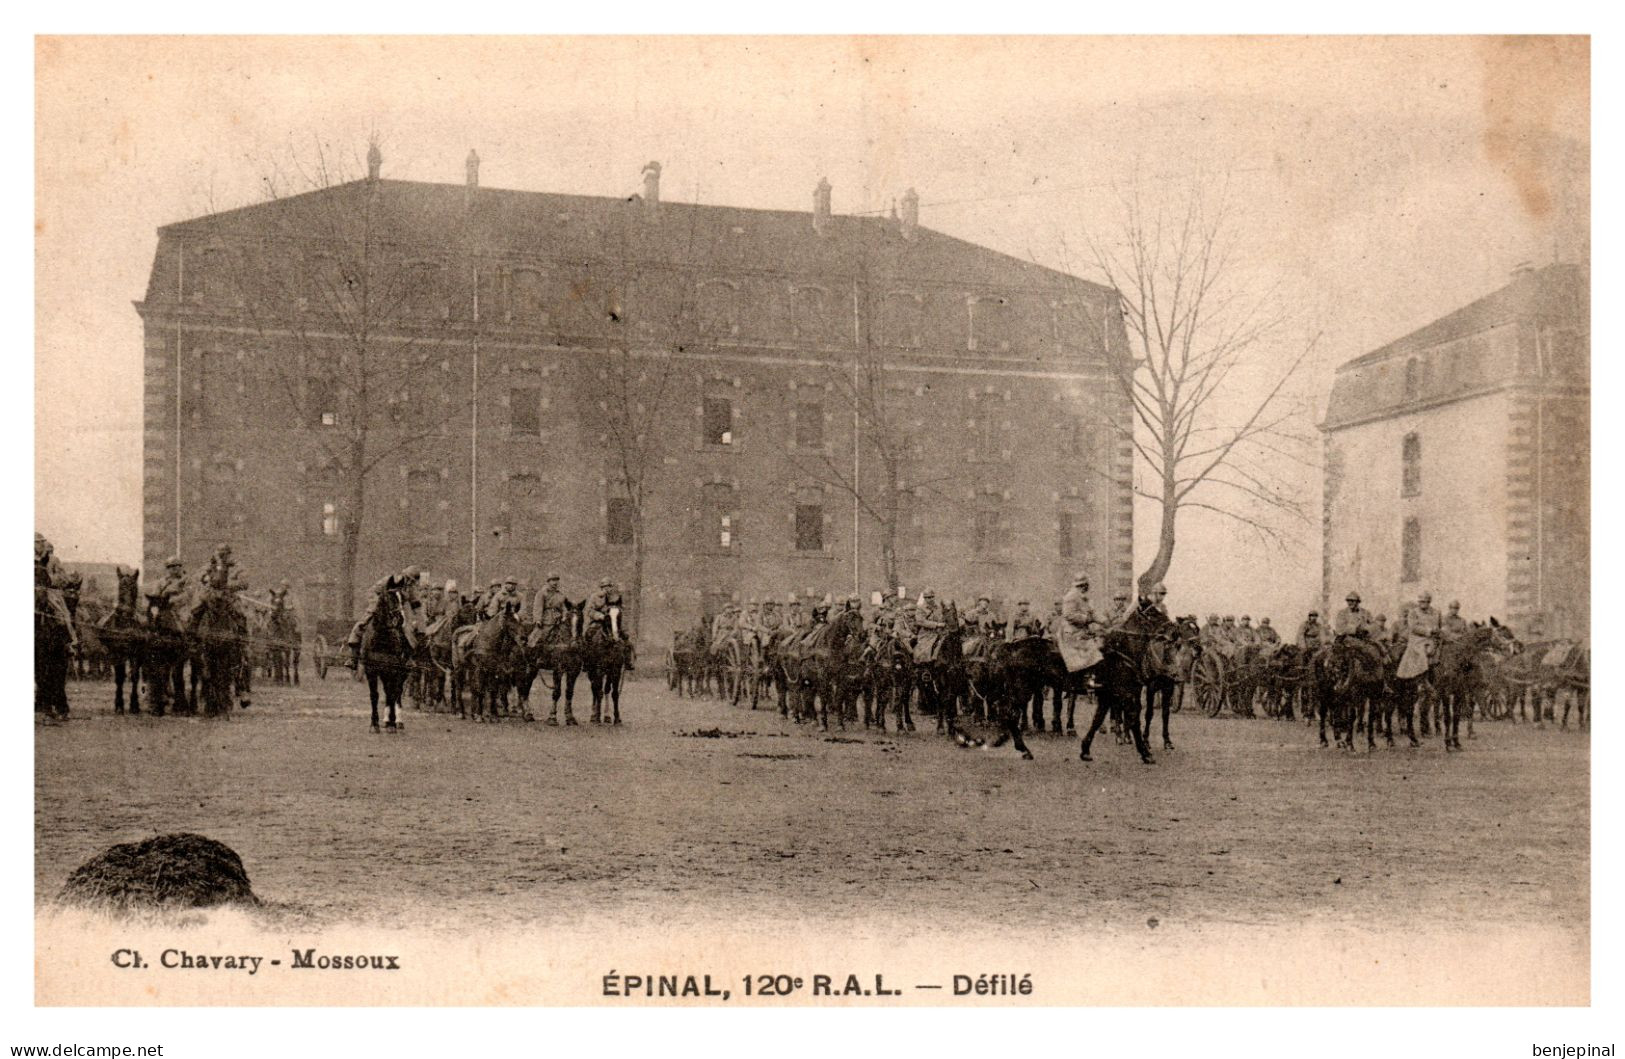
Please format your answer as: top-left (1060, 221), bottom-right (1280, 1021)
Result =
top-left (31, 34), bottom-right (1589, 1011)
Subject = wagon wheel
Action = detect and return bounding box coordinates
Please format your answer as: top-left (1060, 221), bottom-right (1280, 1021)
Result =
top-left (314, 635), bottom-right (330, 680)
top-left (1194, 652), bottom-right (1226, 717)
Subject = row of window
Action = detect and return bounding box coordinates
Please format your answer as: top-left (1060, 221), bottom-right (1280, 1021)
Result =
top-left (178, 248), bottom-right (1110, 356)
top-left (271, 493), bottom-right (1099, 561)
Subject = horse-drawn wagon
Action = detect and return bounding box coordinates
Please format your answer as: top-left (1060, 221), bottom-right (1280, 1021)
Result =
top-left (310, 617), bottom-right (359, 681)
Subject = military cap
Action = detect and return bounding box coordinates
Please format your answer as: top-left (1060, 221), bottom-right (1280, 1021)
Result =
top-left (1345, 591), bottom-right (1361, 602)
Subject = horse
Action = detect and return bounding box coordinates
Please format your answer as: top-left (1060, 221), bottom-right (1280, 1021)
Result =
top-left (461, 607), bottom-right (528, 722)
top-left (190, 589), bottom-right (248, 718)
top-left (914, 604), bottom-right (977, 746)
top-left (781, 609), bottom-right (865, 731)
top-left (870, 627), bottom-right (917, 733)
top-left (361, 587), bottom-right (414, 732)
top-left (1142, 614), bottom-right (1201, 751)
top-left (1433, 626), bottom-right (1494, 750)
top-left (428, 596), bottom-right (481, 715)
top-left (581, 604), bottom-right (632, 725)
top-left (523, 601), bottom-right (585, 725)
top-left (1313, 636), bottom-right (1389, 750)
top-left (98, 567), bottom-right (149, 715)
top-left (1077, 605), bottom-right (1163, 765)
top-left (983, 635), bottom-right (1065, 759)
top-left (266, 592), bottom-right (301, 685)
top-left (34, 574), bottom-right (73, 719)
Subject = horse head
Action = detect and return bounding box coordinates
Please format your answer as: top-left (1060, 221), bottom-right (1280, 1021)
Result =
top-left (608, 604), bottom-right (622, 640)
top-left (115, 566), bottom-right (141, 615)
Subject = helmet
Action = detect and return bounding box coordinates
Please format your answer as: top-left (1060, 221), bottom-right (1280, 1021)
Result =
top-left (165, 555), bottom-right (183, 569)
top-left (1419, 591), bottom-right (1432, 603)
top-left (1346, 591), bottom-right (1361, 603)
top-left (504, 575), bottom-right (518, 587)
top-left (1072, 572), bottom-right (1089, 586)
top-left (34, 532), bottom-right (45, 543)
top-left (599, 577), bottom-right (612, 588)
top-left (1241, 615), bottom-right (1251, 622)
top-left (1114, 593), bottom-right (1129, 602)
top-left (546, 572), bottom-right (560, 582)
top-left (1449, 600), bottom-right (1460, 610)
top-left (977, 595), bottom-right (990, 604)
top-left (279, 579), bottom-right (290, 589)
top-left (217, 543), bottom-right (233, 555)
top-left (1376, 614), bottom-right (1388, 623)
top-left (1150, 583), bottom-right (1167, 597)
top-left (402, 565), bottom-right (422, 580)
top-left (1308, 610), bottom-right (1319, 618)
top-left (445, 579), bottom-right (458, 593)
top-left (1017, 598), bottom-right (1030, 606)
top-left (923, 589), bottom-right (935, 599)
top-left (1260, 617), bottom-right (1271, 625)
top-left (747, 597), bottom-right (758, 606)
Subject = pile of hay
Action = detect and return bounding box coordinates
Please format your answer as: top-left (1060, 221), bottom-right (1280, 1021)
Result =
top-left (59, 833), bottom-right (257, 911)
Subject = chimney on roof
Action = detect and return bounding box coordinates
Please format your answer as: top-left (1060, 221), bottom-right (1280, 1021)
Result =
top-left (642, 161), bottom-right (661, 219)
top-left (900, 188), bottom-right (919, 241)
top-left (366, 141), bottom-right (382, 181)
top-left (813, 177), bottom-right (832, 235)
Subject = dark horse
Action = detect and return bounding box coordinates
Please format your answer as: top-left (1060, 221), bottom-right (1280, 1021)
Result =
top-left (581, 604), bottom-right (631, 725)
top-left (915, 604), bottom-right (978, 747)
top-left (191, 589), bottom-right (248, 717)
top-left (361, 587), bottom-right (413, 732)
top-left (1433, 626), bottom-right (1494, 751)
top-left (1142, 614), bottom-right (1201, 751)
top-left (523, 602), bottom-right (585, 725)
top-left (99, 566), bottom-right (150, 715)
top-left (785, 609), bottom-right (865, 731)
top-left (1078, 605), bottom-right (1164, 765)
top-left (463, 607), bottom-right (528, 722)
top-left (35, 571), bottom-right (73, 719)
top-left (1314, 635), bottom-right (1389, 750)
top-left (266, 591), bottom-right (300, 685)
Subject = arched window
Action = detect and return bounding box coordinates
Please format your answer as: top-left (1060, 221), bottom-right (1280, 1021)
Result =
top-left (1404, 357), bottom-right (1421, 400)
top-left (1401, 433), bottom-right (1421, 496)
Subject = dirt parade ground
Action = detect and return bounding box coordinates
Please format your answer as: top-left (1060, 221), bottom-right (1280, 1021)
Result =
top-left (34, 674), bottom-right (1589, 1004)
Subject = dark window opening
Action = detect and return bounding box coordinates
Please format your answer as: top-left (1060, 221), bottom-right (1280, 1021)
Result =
top-left (703, 397), bottom-right (733, 446)
top-left (607, 496), bottom-right (635, 546)
top-left (510, 387), bottom-right (541, 436)
top-left (795, 504), bottom-right (824, 551)
top-left (796, 402), bottom-right (825, 449)
top-left (1401, 517), bottom-right (1422, 582)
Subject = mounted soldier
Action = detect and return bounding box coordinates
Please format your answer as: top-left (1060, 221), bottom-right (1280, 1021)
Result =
top-left (35, 533), bottom-right (79, 651)
top-left (527, 573), bottom-right (569, 648)
top-left (911, 589), bottom-right (947, 663)
top-left (586, 577), bottom-right (634, 670)
top-left (1256, 616), bottom-right (1281, 647)
top-left (192, 543), bottom-right (248, 638)
top-left (485, 576), bottom-right (525, 620)
top-left (1057, 572), bottom-right (1103, 672)
top-left (1007, 598), bottom-right (1045, 640)
top-left (1395, 591), bottom-right (1443, 680)
top-left (963, 595), bottom-right (996, 657)
top-left (785, 596), bottom-right (807, 632)
top-left (1236, 615), bottom-right (1259, 648)
top-left (1298, 610), bottom-right (1325, 650)
top-left (1147, 583), bottom-right (1171, 618)
top-left (1106, 592), bottom-right (1132, 629)
top-left (346, 565), bottom-right (422, 668)
top-left (427, 579), bottom-right (461, 638)
top-left (1441, 600), bottom-right (1470, 644)
top-left (149, 556), bottom-right (191, 634)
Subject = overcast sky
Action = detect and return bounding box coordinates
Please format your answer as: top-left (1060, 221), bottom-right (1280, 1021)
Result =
top-left (34, 36), bottom-right (1587, 621)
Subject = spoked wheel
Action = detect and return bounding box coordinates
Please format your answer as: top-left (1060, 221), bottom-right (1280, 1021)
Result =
top-left (1194, 652), bottom-right (1226, 717)
top-left (727, 643), bottom-right (753, 707)
top-left (664, 648), bottom-right (678, 691)
top-left (314, 635), bottom-right (331, 680)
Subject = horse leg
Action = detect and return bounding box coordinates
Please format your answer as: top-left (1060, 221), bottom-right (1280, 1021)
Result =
top-left (611, 672), bottom-right (622, 724)
top-left (1127, 695), bottom-right (1156, 764)
top-left (1078, 691), bottom-right (1112, 761)
top-left (1159, 686), bottom-right (1174, 750)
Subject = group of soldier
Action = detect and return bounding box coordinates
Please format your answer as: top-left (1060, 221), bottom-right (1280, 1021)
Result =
top-left (693, 573), bottom-right (1169, 669)
top-left (343, 565), bottom-right (634, 668)
top-left (36, 534), bottom-right (260, 649)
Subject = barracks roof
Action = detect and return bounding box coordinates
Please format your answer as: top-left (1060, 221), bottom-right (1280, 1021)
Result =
top-left (1322, 262), bottom-right (1587, 431)
top-left (158, 178), bottom-right (1108, 295)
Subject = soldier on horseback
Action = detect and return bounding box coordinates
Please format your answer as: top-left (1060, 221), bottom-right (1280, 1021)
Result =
top-left (1395, 591), bottom-right (1443, 681)
top-left (1441, 600), bottom-right (1469, 644)
top-left (586, 576), bottom-right (634, 670)
top-left (485, 576), bottom-right (525, 620)
top-left (346, 565), bottom-right (422, 668)
top-left (1298, 610), bottom-right (1325, 650)
top-left (1057, 572), bottom-right (1103, 672)
top-left (35, 533), bottom-right (79, 651)
top-left (191, 544), bottom-right (248, 638)
top-left (1257, 616), bottom-right (1281, 647)
top-left (912, 589), bottom-right (947, 663)
top-left (1006, 598), bottom-right (1044, 640)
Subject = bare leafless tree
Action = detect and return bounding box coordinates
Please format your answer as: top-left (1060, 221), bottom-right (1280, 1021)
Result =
top-left (202, 136), bottom-right (495, 616)
top-left (1070, 174), bottom-right (1319, 595)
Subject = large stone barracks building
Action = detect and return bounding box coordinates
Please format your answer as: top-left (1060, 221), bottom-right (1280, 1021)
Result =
top-left (137, 154), bottom-right (1134, 648)
top-left (1321, 262), bottom-right (1589, 640)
